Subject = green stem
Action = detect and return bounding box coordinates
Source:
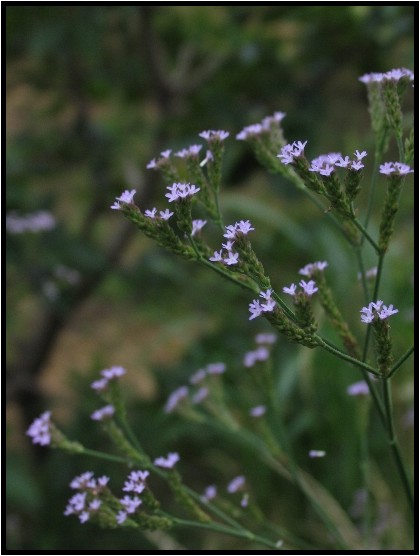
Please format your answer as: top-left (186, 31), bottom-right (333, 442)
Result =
top-left (80, 448), bottom-right (131, 464)
top-left (388, 345), bottom-right (414, 379)
top-left (170, 515), bottom-right (280, 549)
top-left (363, 157), bottom-right (380, 231)
top-left (315, 336), bottom-right (381, 376)
top-left (352, 218), bottom-right (381, 254)
top-left (382, 379), bottom-right (414, 516)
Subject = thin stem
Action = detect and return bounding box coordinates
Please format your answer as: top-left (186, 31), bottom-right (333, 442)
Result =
top-left (388, 345), bottom-right (414, 379)
top-left (170, 515), bottom-right (280, 549)
top-left (315, 336), bottom-right (381, 376)
top-left (80, 448), bottom-right (131, 464)
top-left (353, 246), bottom-right (370, 304)
top-left (352, 218), bottom-right (381, 254)
top-left (382, 378), bottom-right (414, 516)
top-left (363, 156), bottom-right (380, 231)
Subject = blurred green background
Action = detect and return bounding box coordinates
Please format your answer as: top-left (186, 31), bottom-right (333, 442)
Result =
top-left (6, 5), bottom-right (414, 550)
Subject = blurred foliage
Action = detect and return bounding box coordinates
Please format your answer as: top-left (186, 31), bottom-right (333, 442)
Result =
top-left (6, 5), bottom-right (414, 551)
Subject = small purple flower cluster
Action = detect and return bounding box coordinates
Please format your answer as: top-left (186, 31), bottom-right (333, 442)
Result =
top-left (6, 210), bottom-right (56, 234)
top-left (164, 362), bottom-right (226, 413)
top-left (283, 280), bottom-right (318, 297)
top-left (165, 182), bottom-right (200, 202)
top-left (91, 404), bottom-right (115, 421)
top-left (359, 67), bottom-right (414, 84)
top-left (175, 144), bottom-right (203, 159)
top-left (117, 470), bottom-right (150, 524)
top-left (277, 140), bottom-right (307, 164)
top-left (360, 300), bottom-right (398, 324)
top-left (379, 162), bottom-right (414, 176)
top-left (91, 366), bottom-right (126, 392)
top-left (26, 411), bottom-right (52, 446)
top-left (309, 150), bottom-right (367, 176)
top-left (299, 261), bottom-right (328, 277)
top-left (209, 220), bottom-right (255, 266)
top-left (64, 472), bottom-right (109, 524)
top-left (248, 289), bottom-right (276, 320)
top-left (199, 129), bottom-right (230, 142)
top-left (146, 149), bottom-right (172, 169)
top-left (154, 452), bottom-right (180, 469)
top-left (111, 189), bottom-right (136, 210)
top-left (243, 331), bottom-right (277, 368)
top-left (236, 111), bottom-right (286, 141)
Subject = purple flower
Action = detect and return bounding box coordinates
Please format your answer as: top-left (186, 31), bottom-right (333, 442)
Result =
top-left (175, 144), bottom-right (203, 158)
top-left (347, 381), bottom-right (369, 396)
top-left (241, 493), bottom-right (249, 508)
top-left (91, 377), bottom-right (109, 392)
top-left (159, 209), bottom-right (174, 220)
top-left (165, 182), bottom-right (200, 202)
top-left (360, 300), bottom-right (398, 323)
top-left (223, 224), bottom-right (237, 239)
top-left (120, 495), bottom-right (142, 514)
top-left (144, 208), bottom-right (157, 218)
top-left (299, 279), bottom-right (318, 296)
top-left (255, 333), bottom-right (277, 344)
top-left (206, 362), bottom-right (226, 375)
top-left (209, 250), bottom-right (224, 262)
top-left (116, 510), bottom-right (127, 524)
top-left (111, 190), bottom-right (136, 210)
top-left (299, 261), bottom-right (328, 276)
top-left (354, 150), bottom-right (367, 160)
top-left (164, 386), bottom-right (189, 413)
top-left (309, 450), bottom-right (326, 458)
top-left (201, 485), bottom-right (217, 502)
top-left (224, 251), bottom-right (239, 265)
top-left (277, 141), bottom-right (307, 164)
top-left (227, 475), bottom-right (245, 493)
top-left (379, 162), bottom-right (414, 176)
top-left (26, 411), bottom-right (52, 446)
top-left (199, 130), bottom-right (229, 142)
top-left (154, 452), bottom-right (180, 469)
top-left (236, 123), bottom-right (264, 140)
top-left (192, 387), bottom-right (209, 404)
top-left (350, 160), bottom-right (364, 171)
top-left (283, 283), bottom-right (297, 296)
top-left (249, 405), bottom-right (267, 417)
top-left (191, 219), bottom-right (207, 236)
top-left (101, 366), bottom-right (126, 380)
top-left (91, 405), bottom-right (115, 421)
top-left (6, 210), bottom-right (56, 234)
top-left (189, 368), bottom-right (207, 384)
top-left (249, 299), bottom-right (263, 320)
top-left (70, 472), bottom-right (95, 490)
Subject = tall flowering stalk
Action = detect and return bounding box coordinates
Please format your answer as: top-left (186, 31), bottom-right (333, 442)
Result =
top-left (27, 67), bottom-right (413, 550)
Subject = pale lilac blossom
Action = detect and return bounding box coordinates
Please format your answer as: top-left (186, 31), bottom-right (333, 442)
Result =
top-left (248, 300), bottom-right (263, 320)
top-left (249, 405), bottom-right (267, 417)
top-left (227, 475), bottom-right (245, 493)
top-left (154, 452), bottom-right (180, 469)
top-left (199, 130), bottom-right (229, 142)
top-left (360, 300), bottom-right (398, 323)
top-left (120, 495), bottom-right (142, 513)
top-left (6, 211), bottom-right (56, 234)
top-left (192, 387), bottom-right (209, 404)
top-left (299, 261), bottom-right (328, 276)
top-left (26, 411), bottom-right (52, 446)
top-left (165, 182), bottom-right (200, 202)
top-left (189, 369), bottom-right (207, 384)
top-left (309, 450), bottom-right (326, 458)
top-left (91, 405), bottom-right (115, 421)
top-left (224, 251), bottom-right (239, 266)
top-left (111, 190), bottom-right (136, 210)
top-left (144, 208), bottom-right (157, 218)
top-left (159, 209), bottom-right (174, 220)
top-left (241, 493), bottom-right (249, 508)
top-left (277, 141), bottom-right (307, 164)
top-left (175, 144), bottom-right (202, 158)
top-left (116, 510), bottom-right (127, 524)
top-left (255, 333), bottom-right (277, 344)
top-left (283, 283), bottom-right (297, 296)
top-left (206, 362), bottom-right (226, 375)
top-left (347, 381), bottom-right (370, 396)
top-left (164, 386), bottom-right (189, 413)
top-left (201, 485), bottom-right (217, 502)
top-left (209, 250), bottom-right (224, 262)
top-left (191, 219), bottom-right (207, 236)
top-left (379, 162), bottom-right (413, 176)
top-left (299, 280), bottom-right (318, 296)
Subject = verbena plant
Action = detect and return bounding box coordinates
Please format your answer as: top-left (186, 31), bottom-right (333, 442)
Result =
top-left (27, 68), bottom-right (414, 551)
